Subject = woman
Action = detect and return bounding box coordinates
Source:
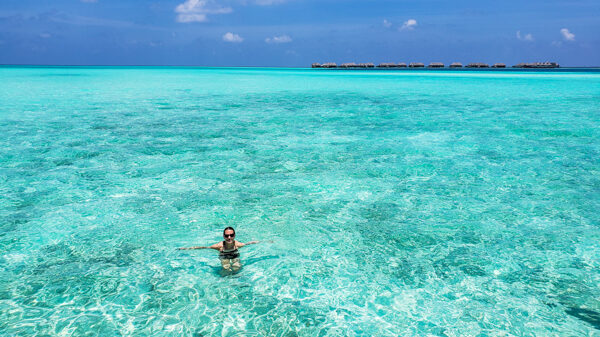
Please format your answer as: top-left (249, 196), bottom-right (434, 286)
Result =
top-left (178, 227), bottom-right (258, 271)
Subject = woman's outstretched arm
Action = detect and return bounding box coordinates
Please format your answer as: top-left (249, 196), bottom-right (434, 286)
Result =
top-left (235, 240), bottom-right (260, 248)
top-left (178, 242), bottom-right (221, 250)
top-left (178, 246), bottom-right (208, 250)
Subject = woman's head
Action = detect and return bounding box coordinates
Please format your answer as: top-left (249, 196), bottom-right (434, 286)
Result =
top-left (223, 227), bottom-right (235, 241)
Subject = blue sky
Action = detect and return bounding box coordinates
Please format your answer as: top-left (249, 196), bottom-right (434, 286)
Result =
top-left (0, 0), bottom-right (598, 66)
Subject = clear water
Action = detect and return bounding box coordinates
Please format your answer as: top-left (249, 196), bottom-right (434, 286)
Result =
top-left (1, 66), bottom-right (599, 336)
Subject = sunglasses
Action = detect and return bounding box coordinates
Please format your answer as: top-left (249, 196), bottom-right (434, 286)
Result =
top-left (224, 234), bottom-right (235, 238)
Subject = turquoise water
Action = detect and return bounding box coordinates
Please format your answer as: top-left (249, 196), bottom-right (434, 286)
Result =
top-left (1, 66), bottom-right (599, 336)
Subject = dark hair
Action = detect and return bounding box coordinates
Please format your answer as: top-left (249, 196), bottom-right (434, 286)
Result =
top-left (223, 227), bottom-right (235, 236)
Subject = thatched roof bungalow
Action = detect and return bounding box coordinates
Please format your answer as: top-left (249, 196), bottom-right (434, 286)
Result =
top-left (449, 62), bottom-right (463, 68)
top-left (466, 63), bottom-right (489, 68)
top-left (358, 63), bottom-right (375, 68)
top-left (409, 62), bottom-right (425, 68)
top-left (428, 62), bottom-right (444, 68)
top-left (377, 63), bottom-right (397, 68)
top-left (397, 63), bottom-right (407, 68)
top-left (311, 63), bottom-right (321, 68)
top-left (534, 62), bottom-right (559, 68)
top-left (321, 62), bottom-right (337, 68)
top-left (340, 63), bottom-right (358, 68)
top-left (513, 62), bottom-right (559, 68)
top-left (492, 63), bottom-right (506, 68)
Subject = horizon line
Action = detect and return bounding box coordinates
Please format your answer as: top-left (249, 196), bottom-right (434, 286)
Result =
top-left (2, 63), bottom-right (600, 69)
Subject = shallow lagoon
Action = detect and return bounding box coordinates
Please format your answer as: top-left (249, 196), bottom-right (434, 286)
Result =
top-left (1, 67), bottom-right (599, 335)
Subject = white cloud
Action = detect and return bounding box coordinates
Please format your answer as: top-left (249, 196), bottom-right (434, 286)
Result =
top-left (223, 32), bottom-right (243, 43)
top-left (177, 13), bottom-right (207, 22)
top-left (265, 35), bottom-right (292, 43)
top-left (516, 30), bottom-right (534, 41)
top-left (560, 28), bottom-right (575, 41)
top-left (383, 19), bottom-right (392, 28)
top-left (175, 0), bottom-right (232, 23)
top-left (400, 19), bottom-right (417, 31)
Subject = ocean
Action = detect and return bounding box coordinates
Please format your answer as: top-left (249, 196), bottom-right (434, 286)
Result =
top-left (1, 66), bottom-right (599, 336)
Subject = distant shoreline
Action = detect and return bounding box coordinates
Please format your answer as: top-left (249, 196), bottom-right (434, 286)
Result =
top-left (307, 67), bottom-right (600, 72)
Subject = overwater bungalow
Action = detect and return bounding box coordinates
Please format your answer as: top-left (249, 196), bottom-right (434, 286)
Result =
top-left (340, 63), bottom-right (358, 68)
top-left (428, 62), bottom-right (444, 68)
top-left (466, 63), bottom-right (490, 68)
top-left (513, 62), bottom-right (559, 68)
top-left (532, 62), bottom-right (559, 68)
top-left (311, 60), bottom-right (544, 70)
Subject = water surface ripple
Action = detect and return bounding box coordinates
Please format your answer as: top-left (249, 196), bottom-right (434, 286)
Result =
top-left (1, 67), bottom-right (599, 336)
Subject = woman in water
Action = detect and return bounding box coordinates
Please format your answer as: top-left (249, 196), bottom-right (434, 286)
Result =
top-left (178, 227), bottom-right (258, 271)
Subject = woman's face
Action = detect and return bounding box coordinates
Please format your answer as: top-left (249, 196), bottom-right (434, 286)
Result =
top-left (224, 229), bottom-right (235, 243)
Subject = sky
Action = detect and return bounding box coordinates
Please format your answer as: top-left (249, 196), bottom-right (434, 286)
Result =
top-left (0, 0), bottom-right (598, 67)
